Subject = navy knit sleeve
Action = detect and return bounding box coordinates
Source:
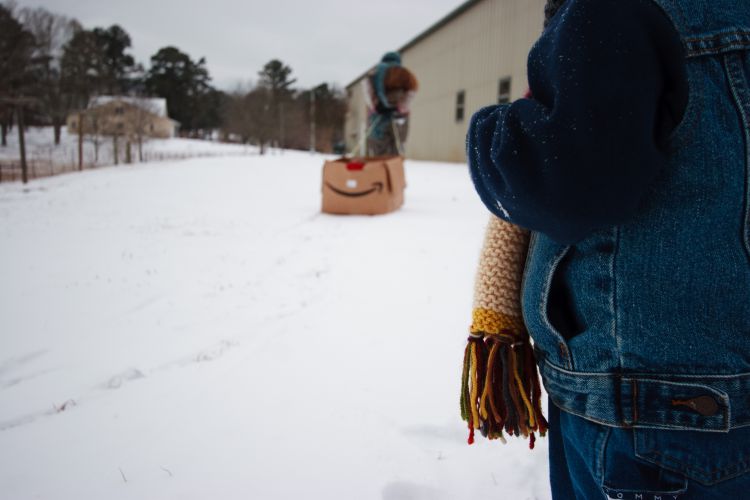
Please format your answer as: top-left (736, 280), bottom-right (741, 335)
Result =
top-left (467, 0), bottom-right (687, 244)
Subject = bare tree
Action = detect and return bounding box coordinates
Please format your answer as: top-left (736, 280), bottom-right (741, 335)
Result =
top-left (223, 84), bottom-right (274, 153)
top-left (223, 83), bottom-right (253, 144)
top-left (83, 106), bottom-right (104, 165)
top-left (19, 7), bottom-right (79, 145)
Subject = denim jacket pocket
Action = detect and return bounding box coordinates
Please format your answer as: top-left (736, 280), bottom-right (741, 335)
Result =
top-left (723, 51), bottom-right (750, 260)
top-left (634, 426), bottom-right (750, 486)
top-left (522, 232), bottom-right (573, 369)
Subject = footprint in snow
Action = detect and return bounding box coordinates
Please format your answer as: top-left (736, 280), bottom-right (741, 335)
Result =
top-left (103, 368), bottom-right (146, 389)
top-left (193, 340), bottom-right (238, 363)
top-left (0, 349), bottom-right (49, 377)
top-left (1, 369), bottom-right (56, 390)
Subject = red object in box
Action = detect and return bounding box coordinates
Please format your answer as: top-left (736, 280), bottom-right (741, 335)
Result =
top-left (321, 156), bottom-right (406, 215)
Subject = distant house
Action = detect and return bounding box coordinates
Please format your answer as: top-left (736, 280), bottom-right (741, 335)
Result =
top-left (66, 96), bottom-right (179, 139)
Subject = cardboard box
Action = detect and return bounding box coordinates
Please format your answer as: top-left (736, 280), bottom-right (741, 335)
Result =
top-left (321, 156), bottom-right (406, 215)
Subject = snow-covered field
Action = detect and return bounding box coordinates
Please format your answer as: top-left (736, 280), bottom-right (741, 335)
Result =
top-left (0, 152), bottom-right (550, 499)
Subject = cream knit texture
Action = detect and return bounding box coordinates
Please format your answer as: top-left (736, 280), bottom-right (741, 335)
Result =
top-left (471, 216), bottom-right (530, 334)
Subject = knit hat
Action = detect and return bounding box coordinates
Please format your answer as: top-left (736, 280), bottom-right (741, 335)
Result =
top-left (381, 51), bottom-right (402, 65)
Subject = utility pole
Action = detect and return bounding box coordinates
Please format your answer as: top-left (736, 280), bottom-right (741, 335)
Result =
top-left (309, 88), bottom-right (316, 154)
top-left (78, 111), bottom-right (84, 171)
top-left (279, 101), bottom-right (285, 153)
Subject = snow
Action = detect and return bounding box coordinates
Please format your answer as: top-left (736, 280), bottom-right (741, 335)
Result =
top-left (0, 151), bottom-right (551, 499)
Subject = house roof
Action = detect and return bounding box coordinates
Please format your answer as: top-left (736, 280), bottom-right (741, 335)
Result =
top-left (87, 96), bottom-right (169, 118)
top-left (346, 0), bottom-right (484, 89)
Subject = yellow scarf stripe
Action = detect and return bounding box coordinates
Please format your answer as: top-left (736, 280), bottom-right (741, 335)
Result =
top-left (470, 308), bottom-right (526, 335)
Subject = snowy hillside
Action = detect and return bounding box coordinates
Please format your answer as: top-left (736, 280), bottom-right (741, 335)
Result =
top-left (0, 153), bottom-right (550, 499)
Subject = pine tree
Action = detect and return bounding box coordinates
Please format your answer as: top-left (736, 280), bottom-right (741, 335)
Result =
top-left (144, 46), bottom-right (217, 135)
top-left (0, 4), bottom-right (36, 146)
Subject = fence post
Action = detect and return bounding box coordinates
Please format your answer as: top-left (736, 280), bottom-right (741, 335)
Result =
top-left (18, 107), bottom-right (28, 184)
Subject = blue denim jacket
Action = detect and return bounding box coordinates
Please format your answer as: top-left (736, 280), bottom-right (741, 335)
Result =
top-left (525, 0), bottom-right (750, 439)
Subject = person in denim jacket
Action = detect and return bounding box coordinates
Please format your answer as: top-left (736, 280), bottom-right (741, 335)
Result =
top-left (467, 0), bottom-right (750, 498)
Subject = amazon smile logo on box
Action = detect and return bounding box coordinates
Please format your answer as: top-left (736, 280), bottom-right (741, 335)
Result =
top-left (321, 156), bottom-right (406, 215)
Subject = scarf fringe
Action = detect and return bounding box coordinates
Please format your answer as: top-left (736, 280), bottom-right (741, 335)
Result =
top-left (460, 331), bottom-right (548, 449)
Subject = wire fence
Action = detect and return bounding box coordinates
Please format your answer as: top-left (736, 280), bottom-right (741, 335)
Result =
top-left (0, 150), bottom-right (255, 184)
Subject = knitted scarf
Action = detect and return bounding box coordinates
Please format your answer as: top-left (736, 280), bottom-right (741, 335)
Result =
top-left (459, 217), bottom-right (547, 448)
top-left (460, 0), bottom-right (565, 450)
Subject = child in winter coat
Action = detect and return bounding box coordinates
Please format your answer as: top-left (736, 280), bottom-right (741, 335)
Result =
top-left (365, 52), bottom-right (418, 157)
top-left (465, 0), bottom-right (750, 498)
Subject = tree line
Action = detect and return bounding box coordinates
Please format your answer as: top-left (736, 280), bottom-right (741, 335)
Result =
top-left (0, 2), bottom-right (346, 154)
top-left (224, 60), bottom-right (347, 154)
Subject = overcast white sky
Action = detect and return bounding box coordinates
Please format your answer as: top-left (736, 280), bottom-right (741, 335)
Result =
top-left (16, 0), bottom-right (463, 90)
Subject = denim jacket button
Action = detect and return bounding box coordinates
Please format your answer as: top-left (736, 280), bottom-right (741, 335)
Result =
top-left (671, 395), bottom-right (720, 416)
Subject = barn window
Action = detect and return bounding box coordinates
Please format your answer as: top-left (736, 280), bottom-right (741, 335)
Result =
top-left (455, 90), bottom-right (465, 123)
top-left (115, 106), bottom-right (124, 115)
top-left (498, 77), bottom-right (512, 104)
